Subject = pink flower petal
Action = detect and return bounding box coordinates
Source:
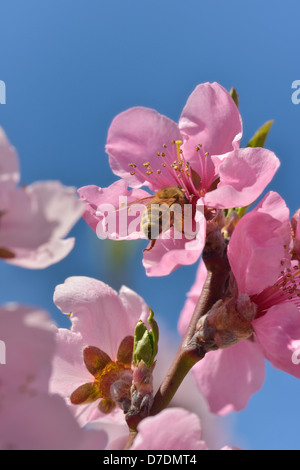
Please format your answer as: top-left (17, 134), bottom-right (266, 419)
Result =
top-left (118, 285), bottom-right (150, 325)
top-left (0, 181), bottom-right (84, 269)
top-left (142, 233), bottom-right (203, 277)
top-left (131, 408), bottom-right (209, 450)
top-left (204, 148), bottom-right (280, 209)
top-left (0, 302), bottom-right (108, 449)
top-left (78, 180), bottom-right (150, 239)
top-left (0, 304), bottom-right (55, 395)
top-left (106, 107), bottom-right (182, 189)
top-left (253, 303), bottom-right (300, 378)
top-left (254, 191), bottom-right (291, 249)
top-left (5, 238), bottom-right (76, 269)
top-left (191, 340), bottom-right (265, 415)
top-left (143, 204), bottom-right (206, 277)
top-left (255, 191), bottom-right (290, 222)
top-left (107, 434), bottom-right (128, 451)
top-left (0, 128), bottom-right (20, 207)
top-left (179, 82), bottom-right (242, 165)
top-left (0, 393), bottom-right (107, 450)
top-left (53, 277), bottom-right (140, 360)
top-left (49, 328), bottom-right (92, 399)
top-left (227, 192), bottom-right (289, 296)
top-left (221, 446), bottom-right (242, 450)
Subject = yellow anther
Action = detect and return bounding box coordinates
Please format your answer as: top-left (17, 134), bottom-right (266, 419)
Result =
top-left (176, 140), bottom-right (183, 163)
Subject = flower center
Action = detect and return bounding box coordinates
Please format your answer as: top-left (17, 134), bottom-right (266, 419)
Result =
top-left (95, 360), bottom-right (132, 400)
top-left (70, 337), bottom-right (134, 415)
top-left (128, 140), bottom-right (213, 203)
top-left (251, 262), bottom-right (300, 316)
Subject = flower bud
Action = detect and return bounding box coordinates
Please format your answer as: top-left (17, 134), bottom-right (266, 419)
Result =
top-left (132, 308), bottom-right (159, 368)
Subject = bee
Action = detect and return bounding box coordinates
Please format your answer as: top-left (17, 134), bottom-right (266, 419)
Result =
top-left (138, 186), bottom-right (188, 252)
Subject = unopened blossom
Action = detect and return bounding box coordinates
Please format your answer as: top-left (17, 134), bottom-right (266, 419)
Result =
top-left (179, 192), bottom-right (300, 414)
top-left (0, 128), bottom-right (84, 268)
top-left (0, 304), bottom-right (107, 450)
top-left (50, 276), bottom-right (150, 426)
top-left (126, 309), bottom-right (159, 428)
top-left (79, 82), bottom-right (279, 276)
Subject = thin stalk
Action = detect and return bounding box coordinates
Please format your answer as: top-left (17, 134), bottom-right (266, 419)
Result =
top-left (150, 247), bottom-right (230, 416)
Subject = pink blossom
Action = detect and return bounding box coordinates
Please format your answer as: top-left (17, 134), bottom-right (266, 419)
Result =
top-left (106, 408), bottom-right (238, 450)
top-left (130, 408), bottom-right (209, 450)
top-left (0, 394), bottom-right (108, 450)
top-left (79, 82), bottom-right (279, 276)
top-left (0, 129), bottom-right (84, 268)
top-left (0, 304), bottom-right (107, 450)
top-left (78, 180), bottom-right (150, 240)
top-left (0, 129), bottom-right (20, 208)
top-left (0, 304), bottom-right (55, 395)
top-left (88, 326), bottom-right (228, 450)
top-left (50, 276), bottom-right (149, 426)
top-left (179, 192), bottom-right (300, 414)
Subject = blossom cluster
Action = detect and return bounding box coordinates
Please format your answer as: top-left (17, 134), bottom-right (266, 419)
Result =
top-left (1, 82), bottom-right (299, 450)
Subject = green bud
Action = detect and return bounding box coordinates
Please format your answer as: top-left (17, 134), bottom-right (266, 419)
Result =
top-left (147, 307), bottom-right (159, 360)
top-left (133, 308), bottom-right (159, 368)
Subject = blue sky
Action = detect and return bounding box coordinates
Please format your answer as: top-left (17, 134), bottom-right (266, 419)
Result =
top-left (0, 0), bottom-right (300, 450)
